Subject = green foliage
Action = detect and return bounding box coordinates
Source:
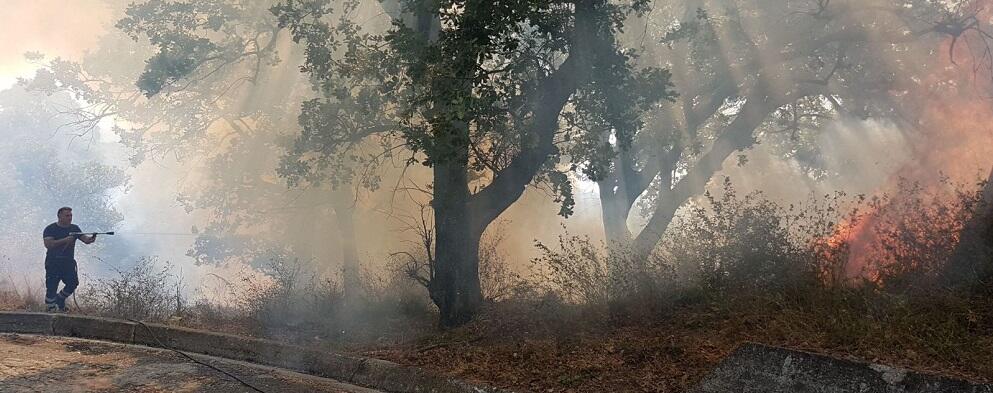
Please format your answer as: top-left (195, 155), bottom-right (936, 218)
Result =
top-left (272, 0), bottom-right (676, 219)
top-left (117, 1), bottom-right (236, 96)
top-left (564, 65), bottom-right (677, 181)
top-left (660, 7), bottom-right (707, 47)
top-left (544, 171), bottom-right (576, 217)
top-left (117, 0), bottom-right (282, 96)
top-left (134, 38), bottom-right (219, 97)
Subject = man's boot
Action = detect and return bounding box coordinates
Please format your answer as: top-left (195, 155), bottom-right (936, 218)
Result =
top-left (55, 292), bottom-right (69, 313)
top-left (44, 297), bottom-right (58, 312)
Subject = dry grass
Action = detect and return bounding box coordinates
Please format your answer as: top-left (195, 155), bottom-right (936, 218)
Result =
top-left (0, 290), bottom-right (28, 311)
top-left (357, 288), bottom-right (993, 392)
top-left (0, 275), bottom-right (40, 312)
top-left (3, 179), bottom-right (993, 392)
top-left (354, 179), bottom-right (993, 392)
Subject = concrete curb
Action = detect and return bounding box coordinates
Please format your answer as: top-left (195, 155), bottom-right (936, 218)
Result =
top-left (0, 312), bottom-right (508, 393)
top-left (694, 342), bottom-right (993, 393)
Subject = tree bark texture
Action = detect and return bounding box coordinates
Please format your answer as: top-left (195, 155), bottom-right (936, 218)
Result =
top-left (331, 188), bottom-right (361, 302)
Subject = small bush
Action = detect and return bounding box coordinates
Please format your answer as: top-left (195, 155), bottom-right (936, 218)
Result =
top-left (227, 256), bottom-right (435, 344)
top-left (658, 178), bottom-right (828, 295)
top-left (79, 257), bottom-right (185, 322)
top-left (532, 233), bottom-right (672, 306)
top-left (0, 281), bottom-right (30, 311)
top-left (478, 226), bottom-right (534, 301)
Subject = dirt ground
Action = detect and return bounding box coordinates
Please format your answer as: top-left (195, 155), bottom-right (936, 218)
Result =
top-left (0, 333), bottom-right (382, 393)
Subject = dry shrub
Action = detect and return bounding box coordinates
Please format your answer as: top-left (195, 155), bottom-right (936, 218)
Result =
top-left (234, 257), bottom-right (349, 336)
top-left (364, 262), bottom-right (436, 320)
top-left (531, 178), bottom-right (834, 311)
top-left (478, 226), bottom-right (534, 301)
top-left (0, 255), bottom-right (37, 310)
top-left (238, 258), bottom-right (312, 328)
top-left (0, 281), bottom-right (30, 311)
top-left (391, 220), bottom-right (535, 303)
top-left (532, 234), bottom-right (672, 307)
top-left (231, 256), bottom-right (435, 344)
top-left (78, 257), bottom-right (185, 322)
top-left (657, 178), bottom-right (827, 296)
top-left (532, 234), bottom-right (612, 304)
top-left (179, 297), bottom-right (250, 333)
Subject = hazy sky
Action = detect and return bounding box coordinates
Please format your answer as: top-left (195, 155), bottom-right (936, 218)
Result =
top-left (0, 1), bottom-right (113, 89)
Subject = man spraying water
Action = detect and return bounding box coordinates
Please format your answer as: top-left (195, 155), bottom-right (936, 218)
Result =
top-left (42, 207), bottom-right (97, 312)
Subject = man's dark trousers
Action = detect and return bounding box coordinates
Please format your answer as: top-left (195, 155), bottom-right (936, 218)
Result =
top-left (45, 260), bottom-right (78, 303)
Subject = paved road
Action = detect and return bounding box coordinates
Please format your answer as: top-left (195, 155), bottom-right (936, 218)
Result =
top-left (0, 333), bottom-right (384, 393)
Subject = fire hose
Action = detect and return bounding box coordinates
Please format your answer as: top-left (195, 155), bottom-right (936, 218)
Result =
top-left (59, 230), bottom-right (267, 392)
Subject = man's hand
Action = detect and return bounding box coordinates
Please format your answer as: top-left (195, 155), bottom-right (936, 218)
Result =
top-left (81, 234), bottom-right (96, 244)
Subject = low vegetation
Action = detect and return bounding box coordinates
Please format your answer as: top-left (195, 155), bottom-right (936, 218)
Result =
top-left (2, 180), bottom-right (992, 392)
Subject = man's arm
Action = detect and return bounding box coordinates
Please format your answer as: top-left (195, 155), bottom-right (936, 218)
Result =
top-left (43, 236), bottom-right (74, 249)
top-left (80, 234), bottom-right (96, 244)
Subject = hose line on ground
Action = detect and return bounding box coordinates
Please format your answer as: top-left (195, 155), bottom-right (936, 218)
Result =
top-left (125, 318), bottom-right (269, 393)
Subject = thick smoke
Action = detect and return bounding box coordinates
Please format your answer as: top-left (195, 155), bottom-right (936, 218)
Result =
top-left (1, 0), bottom-right (991, 306)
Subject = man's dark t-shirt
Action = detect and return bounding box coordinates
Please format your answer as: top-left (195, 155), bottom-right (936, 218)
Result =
top-left (43, 223), bottom-right (81, 268)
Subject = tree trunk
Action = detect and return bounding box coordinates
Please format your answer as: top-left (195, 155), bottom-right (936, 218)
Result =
top-left (632, 93), bottom-right (776, 254)
top-left (400, 0), bottom-right (483, 328)
top-left (416, 0), bottom-right (598, 327)
top-left (598, 177), bottom-right (634, 247)
top-left (598, 147), bottom-right (671, 247)
top-left (429, 160), bottom-right (483, 328)
top-left (331, 188), bottom-right (361, 302)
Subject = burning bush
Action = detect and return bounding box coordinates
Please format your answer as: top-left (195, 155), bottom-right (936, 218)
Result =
top-left (816, 177), bottom-right (993, 294)
top-left (533, 176), bottom-right (993, 311)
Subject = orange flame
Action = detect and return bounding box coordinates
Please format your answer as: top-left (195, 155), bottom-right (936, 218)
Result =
top-left (820, 26), bottom-right (993, 284)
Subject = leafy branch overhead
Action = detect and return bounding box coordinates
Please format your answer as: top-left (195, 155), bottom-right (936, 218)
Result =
top-left (272, 0), bottom-right (675, 218)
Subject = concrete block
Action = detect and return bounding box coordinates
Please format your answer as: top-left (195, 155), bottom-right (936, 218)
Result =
top-left (694, 343), bottom-right (993, 393)
top-left (0, 312), bottom-right (510, 393)
top-left (52, 314), bottom-right (135, 342)
top-left (0, 312), bottom-right (54, 334)
top-left (132, 323), bottom-right (296, 364)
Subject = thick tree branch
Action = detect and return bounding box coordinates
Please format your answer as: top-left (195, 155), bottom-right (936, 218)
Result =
top-left (633, 82), bottom-right (828, 254)
top-left (466, 0), bottom-right (602, 237)
top-left (467, 55), bottom-right (583, 237)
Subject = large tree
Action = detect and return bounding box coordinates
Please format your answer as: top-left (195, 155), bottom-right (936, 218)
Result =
top-left (273, 0), bottom-right (674, 326)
